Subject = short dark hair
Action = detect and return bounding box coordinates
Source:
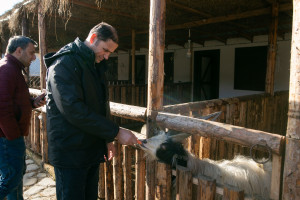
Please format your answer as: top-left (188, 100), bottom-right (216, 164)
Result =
top-left (89, 22), bottom-right (119, 44)
top-left (6, 36), bottom-right (38, 54)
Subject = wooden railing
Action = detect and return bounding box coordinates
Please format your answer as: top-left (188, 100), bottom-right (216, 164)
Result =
top-left (27, 89), bottom-right (287, 200)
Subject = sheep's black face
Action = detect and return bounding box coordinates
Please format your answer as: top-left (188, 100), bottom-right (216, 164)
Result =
top-left (156, 139), bottom-right (188, 167)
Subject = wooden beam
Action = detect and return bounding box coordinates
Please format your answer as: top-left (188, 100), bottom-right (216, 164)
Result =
top-left (120, 3), bottom-right (292, 39)
top-left (166, 3), bottom-right (292, 31)
top-left (38, 3), bottom-right (47, 89)
top-left (282, 0), bottom-right (300, 199)
top-left (146, 0), bottom-right (169, 200)
top-left (156, 111), bottom-right (284, 155)
top-left (265, 2), bottom-right (279, 95)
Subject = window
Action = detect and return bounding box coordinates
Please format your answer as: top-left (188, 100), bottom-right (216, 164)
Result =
top-left (234, 46), bottom-right (268, 91)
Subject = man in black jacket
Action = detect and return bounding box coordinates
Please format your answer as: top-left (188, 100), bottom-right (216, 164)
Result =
top-left (44, 22), bottom-right (138, 200)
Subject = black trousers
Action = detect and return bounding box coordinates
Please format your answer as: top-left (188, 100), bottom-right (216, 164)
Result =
top-left (54, 164), bottom-right (100, 200)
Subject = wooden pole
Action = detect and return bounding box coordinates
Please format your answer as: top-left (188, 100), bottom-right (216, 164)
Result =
top-left (282, 1), bottom-right (300, 199)
top-left (146, 0), bottom-right (168, 199)
top-left (38, 3), bottom-right (47, 89)
top-left (22, 10), bottom-right (30, 84)
top-left (265, 2), bottom-right (279, 95)
top-left (132, 29), bottom-right (136, 85)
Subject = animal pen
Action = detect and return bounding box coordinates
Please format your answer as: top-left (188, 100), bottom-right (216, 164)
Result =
top-left (0, 0), bottom-right (299, 199)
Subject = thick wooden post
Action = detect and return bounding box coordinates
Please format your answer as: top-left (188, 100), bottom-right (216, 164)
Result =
top-left (132, 29), bottom-right (136, 85)
top-left (282, 1), bottom-right (300, 199)
top-left (22, 10), bottom-right (30, 84)
top-left (38, 3), bottom-right (47, 89)
top-left (265, 2), bottom-right (279, 95)
top-left (146, 0), bottom-right (168, 200)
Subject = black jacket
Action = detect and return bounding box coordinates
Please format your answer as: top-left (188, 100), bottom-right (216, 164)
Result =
top-left (44, 38), bottom-right (119, 168)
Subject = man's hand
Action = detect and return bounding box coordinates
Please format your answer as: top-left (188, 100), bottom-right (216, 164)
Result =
top-left (33, 91), bottom-right (46, 108)
top-left (106, 142), bottom-right (115, 161)
top-left (116, 128), bottom-right (138, 146)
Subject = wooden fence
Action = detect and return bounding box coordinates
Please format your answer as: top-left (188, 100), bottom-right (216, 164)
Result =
top-left (27, 89), bottom-right (287, 200)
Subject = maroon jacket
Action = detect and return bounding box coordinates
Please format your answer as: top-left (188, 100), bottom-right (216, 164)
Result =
top-left (0, 54), bottom-right (34, 140)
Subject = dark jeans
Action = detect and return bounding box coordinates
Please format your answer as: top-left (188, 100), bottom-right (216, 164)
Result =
top-left (0, 137), bottom-right (26, 200)
top-left (54, 164), bottom-right (100, 200)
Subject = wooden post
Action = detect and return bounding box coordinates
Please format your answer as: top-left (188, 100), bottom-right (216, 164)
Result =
top-left (146, 0), bottom-right (167, 199)
top-left (34, 111), bottom-right (40, 154)
top-left (38, 3), bottom-right (47, 89)
top-left (132, 29), bottom-right (136, 85)
top-left (40, 112), bottom-right (48, 163)
top-left (265, 2), bottom-right (279, 95)
top-left (98, 163), bottom-right (106, 200)
top-left (135, 149), bottom-right (146, 200)
top-left (176, 165), bottom-right (192, 200)
top-left (282, 1), bottom-right (300, 199)
top-left (223, 187), bottom-right (244, 200)
top-left (105, 161), bottom-right (114, 200)
top-left (123, 146), bottom-right (133, 200)
top-left (113, 142), bottom-right (123, 200)
top-left (22, 10), bottom-right (30, 84)
top-left (197, 177), bottom-right (216, 200)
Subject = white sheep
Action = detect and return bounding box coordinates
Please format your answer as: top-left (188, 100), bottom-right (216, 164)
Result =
top-left (138, 127), bottom-right (272, 200)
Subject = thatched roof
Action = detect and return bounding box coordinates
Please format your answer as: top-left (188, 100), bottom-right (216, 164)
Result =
top-left (0, 0), bottom-right (293, 52)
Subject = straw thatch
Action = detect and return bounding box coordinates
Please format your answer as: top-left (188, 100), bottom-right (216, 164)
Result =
top-left (0, 0), bottom-right (293, 52)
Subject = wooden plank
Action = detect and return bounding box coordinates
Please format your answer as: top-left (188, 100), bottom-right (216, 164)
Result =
top-left (123, 146), bottom-right (133, 200)
top-left (30, 112), bottom-right (34, 149)
top-left (105, 160), bottom-right (114, 200)
top-left (98, 163), bottom-right (105, 200)
top-left (155, 162), bottom-right (172, 200)
top-left (40, 112), bottom-right (48, 163)
top-left (223, 187), bottom-right (244, 200)
top-left (197, 177), bottom-right (216, 200)
top-left (176, 165), bottom-right (192, 200)
top-left (135, 149), bottom-right (146, 200)
top-left (113, 142), bottom-right (123, 200)
top-left (270, 154), bottom-right (282, 200)
top-left (34, 112), bottom-right (40, 154)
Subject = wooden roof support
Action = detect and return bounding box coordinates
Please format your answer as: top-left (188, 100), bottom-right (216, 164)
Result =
top-left (166, 3), bottom-right (292, 31)
top-left (131, 30), bottom-right (135, 85)
top-left (167, 0), bottom-right (252, 41)
top-left (282, 1), bottom-right (300, 199)
top-left (146, 0), bottom-right (170, 200)
top-left (265, 2), bottom-right (279, 95)
top-left (22, 10), bottom-right (29, 84)
top-left (38, 3), bottom-right (47, 89)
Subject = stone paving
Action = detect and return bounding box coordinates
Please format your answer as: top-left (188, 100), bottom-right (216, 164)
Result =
top-left (23, 157), bottom-right (56, 200)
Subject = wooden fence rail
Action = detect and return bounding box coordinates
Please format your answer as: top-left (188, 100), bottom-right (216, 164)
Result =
top-left (28, 89), bottom-right (288, 200)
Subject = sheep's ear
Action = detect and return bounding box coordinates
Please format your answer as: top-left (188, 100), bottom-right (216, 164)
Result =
top-left (167, 130), bottom-right (191, 142)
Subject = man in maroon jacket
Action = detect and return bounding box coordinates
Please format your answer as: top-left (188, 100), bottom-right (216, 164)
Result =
top-left (0, 36), bottom-right (46, 200)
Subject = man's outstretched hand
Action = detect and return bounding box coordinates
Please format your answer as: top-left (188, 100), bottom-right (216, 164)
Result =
top-left (116, 128), bottom-right (138, 146)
